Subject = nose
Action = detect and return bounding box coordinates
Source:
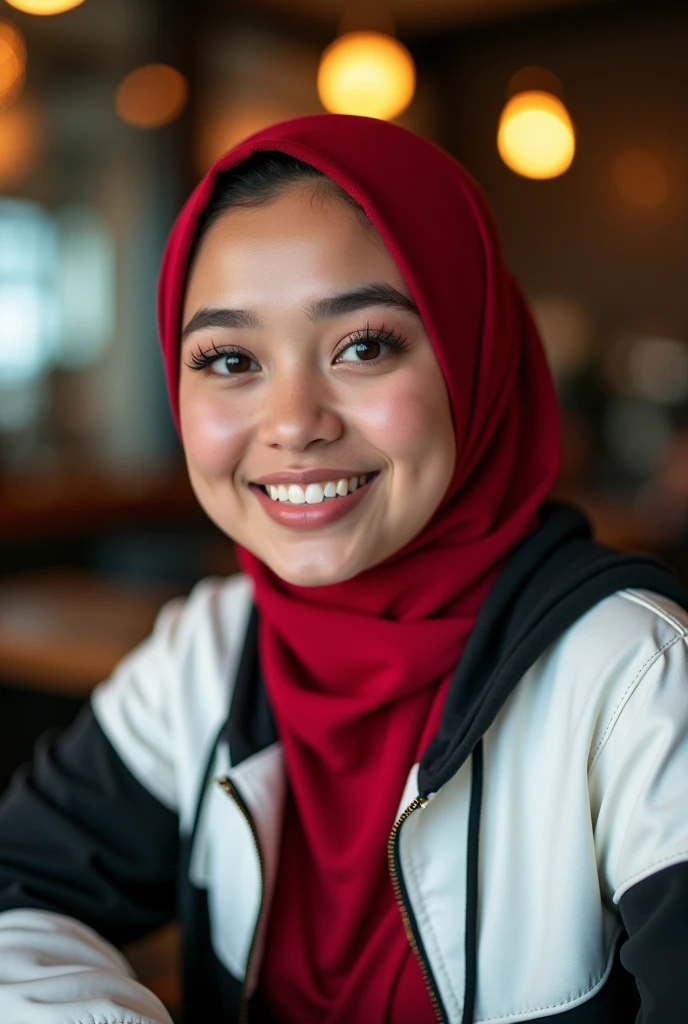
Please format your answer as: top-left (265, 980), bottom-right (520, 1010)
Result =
top-left (256, 368), bottom-right (343, 451)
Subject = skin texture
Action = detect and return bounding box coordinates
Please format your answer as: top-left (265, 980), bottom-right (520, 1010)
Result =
top-left (179, 185), bottom-right (456, 587)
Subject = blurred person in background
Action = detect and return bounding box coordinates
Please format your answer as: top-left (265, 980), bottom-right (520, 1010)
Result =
top-left (0, 114), bottom-right (687, 1024)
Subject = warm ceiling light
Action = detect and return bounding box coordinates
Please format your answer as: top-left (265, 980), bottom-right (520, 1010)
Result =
top-left (497, 90), bottom-right (575, 180)
top-left (317, 31), bottom-right (415, 121)
top-left (4, 0), bottom-right (86, 13)
top-left (115, 63), bottom-right (188, 129)
top-left (0, 21), bottom-right (26, 108)
top-left (612, 148), bottom-right (668, 210)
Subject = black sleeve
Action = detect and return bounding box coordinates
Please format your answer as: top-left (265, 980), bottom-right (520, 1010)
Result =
top-left (619, 861), bottom-right (688, 1023)
top-left (0, 701), bottom-right (179, 948)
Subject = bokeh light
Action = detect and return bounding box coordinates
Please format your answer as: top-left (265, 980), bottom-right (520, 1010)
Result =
top-left (604, 398), bottom-right (672, 477)
top-left (317, 31), bottom-right (415, 121)
top-left (529, 295), bottom-right (591, 380)
top-left (612, 148), bottom-right (668, 210)
top-left (605, 333), bottom-right (688, 404)
top-left (497, 90), bottom-right (575, 180)
top-left (115, 64), bottom-right (188, 129)
top-left (0, 21), bottom-right (26, 110)
top-left (0, 101), bottom-right (42, 189)
top-left (4, 0), bottom-right (86, 14)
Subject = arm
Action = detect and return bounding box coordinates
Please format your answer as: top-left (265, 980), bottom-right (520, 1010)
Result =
top-left (619, 862), bottom-right (688, 1022)
top-left (590, 622), bottom-right (688, 1022)
top-left (0, 596), bottom-right (187, 1024)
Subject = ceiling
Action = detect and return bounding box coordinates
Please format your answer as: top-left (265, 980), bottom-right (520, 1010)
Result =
top-left (239, 0), bottom-right (605, 36)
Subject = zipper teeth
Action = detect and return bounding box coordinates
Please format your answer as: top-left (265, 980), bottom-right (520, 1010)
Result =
top-left (387, 796), bottom-right (445, 1024)
top-left (216, 776), bottom-right (266, 1024)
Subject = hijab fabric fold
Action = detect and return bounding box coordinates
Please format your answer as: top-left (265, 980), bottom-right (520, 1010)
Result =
top-left (158, 114), bottom-right (561, 1023)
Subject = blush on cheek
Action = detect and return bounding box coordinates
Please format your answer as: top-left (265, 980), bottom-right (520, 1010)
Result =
top-left (180, 393), bottom-right (249, 478)
top-left (360, 381), bottom-right (443, 462)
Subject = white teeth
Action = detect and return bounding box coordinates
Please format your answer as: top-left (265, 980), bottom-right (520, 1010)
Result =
top-left (262, 473), bottom-right (375, 505)
top-left (288, 484), bottom-right (306, 504)
top-left (305, 483), bottom-right (324, 504)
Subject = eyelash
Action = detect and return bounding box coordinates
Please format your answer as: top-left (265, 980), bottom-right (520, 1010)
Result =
top-left (184, 323), bottom-right (410, 377)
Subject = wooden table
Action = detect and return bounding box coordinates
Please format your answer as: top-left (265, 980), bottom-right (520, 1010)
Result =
top-left (0, 569), bottom-right (184, 696)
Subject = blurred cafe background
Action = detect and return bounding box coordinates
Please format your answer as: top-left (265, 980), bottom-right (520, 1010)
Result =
top-left (0, 0), bottom-right (686, 1016)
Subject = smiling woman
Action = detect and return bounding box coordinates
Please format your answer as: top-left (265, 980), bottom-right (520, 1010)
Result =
top-left (1, 114), bottom-right (688, 1024)
top-left (178, 154), bottom-right (456, 588)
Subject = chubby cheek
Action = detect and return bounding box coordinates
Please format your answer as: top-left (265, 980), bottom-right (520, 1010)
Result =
top-left (179, 386), bottom-right (249, 485)
top-left (360, 373), bottom-right (455, 488)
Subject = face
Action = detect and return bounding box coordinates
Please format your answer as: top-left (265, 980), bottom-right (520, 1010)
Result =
top-left (180, 185), bottom-right (456, 587)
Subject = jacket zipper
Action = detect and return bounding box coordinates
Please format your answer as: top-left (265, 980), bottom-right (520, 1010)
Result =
top-left (387, 796), bottom-right (447, 1024)
top-left (217, 779), bottom-right (445, 1023)
top-left (216, 776), bottom-right (266, 1024)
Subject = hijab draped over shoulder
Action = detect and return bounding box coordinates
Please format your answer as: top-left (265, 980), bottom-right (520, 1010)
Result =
top-left (158, 114), bottom-right (561, 1023)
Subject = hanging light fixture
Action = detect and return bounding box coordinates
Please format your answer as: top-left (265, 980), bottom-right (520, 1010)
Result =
top-left (4, 0), bottom-right (87, 13)
top-left (0, 21), bottom-right (26, 109)
top-left (317, 30), bottom-right (415, 121)
top-left (115, 63), bottom-right (188, 129)
top-left (497, 68), bottom-right (575, 180)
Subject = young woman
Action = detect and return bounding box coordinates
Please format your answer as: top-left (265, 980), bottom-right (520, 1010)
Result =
top-left (0, 114), bottom-right (687, 1024)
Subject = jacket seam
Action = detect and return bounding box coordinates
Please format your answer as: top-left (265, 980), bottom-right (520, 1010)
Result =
top-left (475, 924), bottom-right (621, 1021)
top-left (621, 589), bottom-right (688, 635)
top-left (614, 849), bottom-right (688, 902)
top-left (588, 635), bottom-right (684, 772)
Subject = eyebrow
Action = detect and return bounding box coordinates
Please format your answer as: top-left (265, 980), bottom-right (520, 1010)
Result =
top-left (180, 282), bottom-right (420, 341)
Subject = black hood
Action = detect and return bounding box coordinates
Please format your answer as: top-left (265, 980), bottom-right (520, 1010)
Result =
top-left (418, 500), bottom-right (688, 797)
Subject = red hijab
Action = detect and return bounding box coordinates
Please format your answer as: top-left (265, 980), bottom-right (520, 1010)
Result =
top-left (158, 114), bottom-right (561, 1023)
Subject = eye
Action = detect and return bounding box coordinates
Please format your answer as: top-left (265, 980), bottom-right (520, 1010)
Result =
top-left (335, 325), bottom-right (409, 364)
top-left (185, 343), bottom-right (259, 376)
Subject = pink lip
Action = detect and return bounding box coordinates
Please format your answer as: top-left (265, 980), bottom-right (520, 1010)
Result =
top-left (249, 473), bottom-right (380, 529)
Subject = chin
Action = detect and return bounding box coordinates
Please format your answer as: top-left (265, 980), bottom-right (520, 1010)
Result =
top-left (268, 555), bottom-right (364, 589)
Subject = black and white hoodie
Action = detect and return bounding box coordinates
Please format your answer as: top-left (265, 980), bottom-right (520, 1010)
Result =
top-left (0, 503), bottom-right (687, 1024)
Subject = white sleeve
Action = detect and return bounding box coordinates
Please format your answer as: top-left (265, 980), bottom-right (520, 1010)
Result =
top-left (0, 573), bottom-right (252, 1022)
top-left (0, 909), bottom-right (174, 1024)
top-left (590, 627), bottom-right (688, 902)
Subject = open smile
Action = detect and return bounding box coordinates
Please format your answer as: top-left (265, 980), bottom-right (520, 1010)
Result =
top-left (248, 472), bottom-right (381, 530)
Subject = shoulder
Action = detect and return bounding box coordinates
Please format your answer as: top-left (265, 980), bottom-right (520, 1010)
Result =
top-left (152, 571), bottom-right (254, 662)
top-left (90, 573), bottom-right (255, 816)
top-left (565, 586), bottom-right (688, 649)
top-left (527, 587), bottom-right (688, 762)
top-left (507, 587), bottom-right (688, 747)
top-left (93, 571), bottom-right (254, 699)
top-left (548, 586), bottom-right (688, 692)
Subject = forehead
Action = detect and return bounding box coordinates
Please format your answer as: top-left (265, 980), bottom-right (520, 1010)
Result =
top-left (183, 187), bottom-right (409, 316)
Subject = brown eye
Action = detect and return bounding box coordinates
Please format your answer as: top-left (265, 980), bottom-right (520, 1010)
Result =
top-left (352, 339), bottom-right (381, 361)
top-left (335, 325), bottom-right (409, 365)
top-left (222, 352), bottom-right (253, 374)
